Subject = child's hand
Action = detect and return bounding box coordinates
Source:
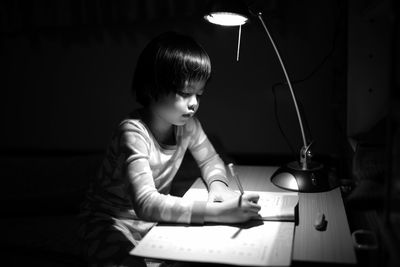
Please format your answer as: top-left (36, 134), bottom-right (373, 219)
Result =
top-left (205, 192), bottom-right (262, 223)
top-left (208, 181), bottom-right (238, 202)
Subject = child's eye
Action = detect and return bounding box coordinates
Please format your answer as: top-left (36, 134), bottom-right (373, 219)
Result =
top-left (178, 92), bottom-right (192, 98)
top-left (177, 91), bottom-right (204, 99)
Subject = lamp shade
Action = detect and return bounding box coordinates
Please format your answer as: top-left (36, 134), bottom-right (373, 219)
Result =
top-left (204, 0), bottom-right (250, 26)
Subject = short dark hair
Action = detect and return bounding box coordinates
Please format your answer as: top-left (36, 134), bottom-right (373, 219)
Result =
top-left (132, 32), bottom-right (211, 106)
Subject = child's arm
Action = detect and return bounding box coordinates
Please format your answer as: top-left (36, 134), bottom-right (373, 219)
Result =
top-left (187, 118), bottom-right (237, 202)
top-left (119, 122), bottom-right (207, 224)
top-left (121, 120), bottom-right (260, 224)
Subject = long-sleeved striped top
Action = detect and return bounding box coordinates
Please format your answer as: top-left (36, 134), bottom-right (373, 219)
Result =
top-left (81, 110), bottom-right (228, 238)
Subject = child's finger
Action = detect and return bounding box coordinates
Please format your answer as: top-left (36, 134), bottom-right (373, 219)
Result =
top-left (243, 202), bottom-right (261, 214)
top-left (248, 201), bottom-right (261, 211)
top-left (243, 192), bottom-right (260, 203)
top-left (239, 198), bottom-right (261, 213)
top-left (245, 210), bottom-right (261, 219)
top-left (250, 213), bottom-right (263, 220)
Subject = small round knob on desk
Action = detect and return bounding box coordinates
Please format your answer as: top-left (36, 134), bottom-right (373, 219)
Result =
top-left (314, 212), bottom-right (327, 231)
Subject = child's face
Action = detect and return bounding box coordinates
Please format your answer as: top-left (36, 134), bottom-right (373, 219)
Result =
top-left (152, 80), bottom-right (206, 126)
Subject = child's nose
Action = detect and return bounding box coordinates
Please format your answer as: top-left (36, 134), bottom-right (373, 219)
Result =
top-left (188, 95), bottom-right (198, 110)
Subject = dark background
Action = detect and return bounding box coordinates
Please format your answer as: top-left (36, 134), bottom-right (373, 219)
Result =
top-left (1, 0), bottom-right (349, 162)
top-left (1, 1), bottom-right (399, 266)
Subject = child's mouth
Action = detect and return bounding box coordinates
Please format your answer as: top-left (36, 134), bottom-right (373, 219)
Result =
top-left (182, 113), bottom-right (193, 118)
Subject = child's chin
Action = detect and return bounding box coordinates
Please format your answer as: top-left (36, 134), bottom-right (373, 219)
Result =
top-left (174, 121), bottom-right (188, 126)
top-left (174, 118), bottom-right (191, 126)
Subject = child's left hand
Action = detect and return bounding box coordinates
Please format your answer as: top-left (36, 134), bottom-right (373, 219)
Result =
top-left (208, 181), bottom-right (238, 202)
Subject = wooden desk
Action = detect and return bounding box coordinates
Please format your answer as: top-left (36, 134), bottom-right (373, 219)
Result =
top-left (191, 166), bottom-right (357, 265)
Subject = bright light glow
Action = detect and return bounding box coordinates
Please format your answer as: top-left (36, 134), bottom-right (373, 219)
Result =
top-left (286, 174), bottom-right (299, 190)
top-left (204, 12), bottom-right (248, 26)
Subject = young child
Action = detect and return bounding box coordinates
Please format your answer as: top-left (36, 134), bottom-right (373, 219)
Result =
top-left (79, 31), bottom-right (261, 267)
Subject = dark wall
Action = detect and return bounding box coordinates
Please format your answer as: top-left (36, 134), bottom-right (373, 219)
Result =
top-left (0, 0), bottom-right (347, 160)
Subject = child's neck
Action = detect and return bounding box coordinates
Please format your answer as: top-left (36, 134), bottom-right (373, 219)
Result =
top-left (151, 122), bottom-right (175, 146)
top-left (141, 108), bottom-right (176, 146)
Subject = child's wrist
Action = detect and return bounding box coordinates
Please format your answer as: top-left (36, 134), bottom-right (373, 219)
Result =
top-left (205, 202), bottom-right (222, 223)
top-left (209, 180), bottom-right (228, 190)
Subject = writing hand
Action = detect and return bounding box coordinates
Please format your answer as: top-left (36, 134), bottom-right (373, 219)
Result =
top-left (205, 192), bottom-right (261, 223)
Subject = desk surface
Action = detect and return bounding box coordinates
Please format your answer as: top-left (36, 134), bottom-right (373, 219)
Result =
top-left (191, 165), bottom-right (357, 265)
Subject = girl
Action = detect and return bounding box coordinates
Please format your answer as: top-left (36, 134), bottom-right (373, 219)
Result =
top-left (79, 31), bottom-right (261, 267)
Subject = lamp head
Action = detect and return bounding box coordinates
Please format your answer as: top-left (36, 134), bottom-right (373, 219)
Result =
top-left (204, 0), bottom-right (250, 26)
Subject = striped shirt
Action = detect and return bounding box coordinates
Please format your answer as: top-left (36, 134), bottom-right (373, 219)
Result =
top-left (81, 110), bottom-right (228, 239)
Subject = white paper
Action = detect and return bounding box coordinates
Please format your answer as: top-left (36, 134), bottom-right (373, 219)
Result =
top-left (131, 221), bottom-right (295, 266)
top-left (131, 189), bottom-right (298, 266)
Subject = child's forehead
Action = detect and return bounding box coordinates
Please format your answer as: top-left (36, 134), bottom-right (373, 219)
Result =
top-left (181, 80), bottom-right (206, 93)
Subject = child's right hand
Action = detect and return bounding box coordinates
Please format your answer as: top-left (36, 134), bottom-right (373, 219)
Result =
top-left (204, 192), bottom-right (262, 223)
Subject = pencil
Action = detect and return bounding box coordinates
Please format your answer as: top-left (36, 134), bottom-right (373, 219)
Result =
top-left (228, 163), bottom-right (244, 207)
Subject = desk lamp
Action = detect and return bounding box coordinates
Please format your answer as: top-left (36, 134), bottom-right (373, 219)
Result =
top-left (204, 0), bottom-right (336, 192)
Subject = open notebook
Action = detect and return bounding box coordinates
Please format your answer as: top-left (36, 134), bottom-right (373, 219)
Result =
top-left (131, 189), bottom-right (298, 266)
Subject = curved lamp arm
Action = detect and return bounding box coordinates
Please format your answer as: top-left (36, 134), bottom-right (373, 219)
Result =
top-left (256, 12), bottom-right (312, 170)
top-left (256, 13), bottom-right (308, 151)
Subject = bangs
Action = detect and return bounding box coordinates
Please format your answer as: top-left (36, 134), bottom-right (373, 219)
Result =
top-left (178, 50), bottom-right (211, 86)
top-left (155, 35), bottom-right (211, 93)
top-left (132, 32), bottom-right (211, 106)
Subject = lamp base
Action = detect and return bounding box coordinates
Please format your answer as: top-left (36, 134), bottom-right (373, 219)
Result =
top-left (271, 161), bottom-right (339, 192)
